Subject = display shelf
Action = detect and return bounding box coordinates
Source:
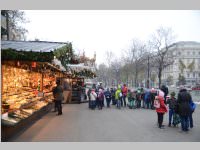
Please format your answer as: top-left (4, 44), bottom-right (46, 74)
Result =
top-left (1, 102), bottom-right (53, 142)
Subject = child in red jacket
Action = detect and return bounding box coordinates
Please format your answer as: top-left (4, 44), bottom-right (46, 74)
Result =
top-left (154, 96), bottom-right (168, 129)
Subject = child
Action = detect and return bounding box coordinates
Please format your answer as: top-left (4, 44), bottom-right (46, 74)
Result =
top-left (128, 89), bottom-right (134, 109)
top-left (166, 92), bottom-right (178, 127)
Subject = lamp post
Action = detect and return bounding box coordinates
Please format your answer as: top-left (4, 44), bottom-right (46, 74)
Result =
top-left (147, 55), bottom-right (150, 88)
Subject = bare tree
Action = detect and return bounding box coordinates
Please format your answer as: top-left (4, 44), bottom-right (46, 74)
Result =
top-left (110, 58), bottom-right (122, 86)
top-left (149, 26), bottom-right (176, 88)
top-left (124, 39), bottom-right (147, 87)
top-left (1, 10), bottom-right (29, 40)
top-left (96, 63), bottom-right (109, 87)
top-left (105, 50), bottom-right (115, 68)
top-left (104, 51), bottom-right (115, 86)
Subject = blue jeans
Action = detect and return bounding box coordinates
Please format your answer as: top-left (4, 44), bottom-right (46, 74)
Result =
top-left (122, 95), bottom-right (127, 107)
top-left (90, 101), bottom-right (96, 109)
top-left (169, 109), bottom-right (174, 125)
top-left (106, 98), bottom-right (111, 107)
top-left (116, 100), bottom-right (121, 109)
top-left (180, 115), bottom-right (189, 131)
top-left (145, 101), bottom-right (151, 109)
top-left (112, 96), bottom-right (116, 105)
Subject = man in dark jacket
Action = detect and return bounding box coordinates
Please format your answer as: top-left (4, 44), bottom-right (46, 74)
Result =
top-left (161, 85), bottom-right (169, 104)
top-left (53, 79), bottom-right (64, 115)
top-left (177, 86), bottom-right (192, 131)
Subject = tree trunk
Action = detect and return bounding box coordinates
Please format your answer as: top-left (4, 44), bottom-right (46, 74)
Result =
top-left (158, 67), bottom-right (162, 89)
top-left (135, 63), bottom-right (138, 87)
top-left (6, 11), bottom-right (9, 40)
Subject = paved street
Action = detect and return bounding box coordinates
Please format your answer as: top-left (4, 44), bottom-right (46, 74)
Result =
top-left (10, 102), bottom-right (200, 142)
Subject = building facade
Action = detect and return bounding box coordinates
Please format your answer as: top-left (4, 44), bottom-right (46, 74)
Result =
top-left (162, 41), bottom-right (200, 86)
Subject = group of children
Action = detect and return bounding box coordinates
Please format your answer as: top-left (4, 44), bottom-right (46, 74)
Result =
top-left (88, 84), bottom-right (196, 131)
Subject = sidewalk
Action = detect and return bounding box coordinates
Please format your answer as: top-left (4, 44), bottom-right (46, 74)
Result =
top-left (10, 103), bottom-right (200, 142)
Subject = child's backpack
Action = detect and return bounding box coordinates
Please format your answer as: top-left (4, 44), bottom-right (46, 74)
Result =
top-left (154, 99), bottom-right (160, 108)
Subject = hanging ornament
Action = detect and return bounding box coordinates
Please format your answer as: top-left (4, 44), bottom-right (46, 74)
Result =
top-left (17, 61), bottom-right (20, 67)
top-left (32, 61), bottom-right (37, 68)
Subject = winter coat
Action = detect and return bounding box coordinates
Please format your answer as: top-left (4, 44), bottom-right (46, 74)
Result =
top-left (161, 85), bottom-right (169, 97)
top-left (115, 89), bottom-right (121, 100)
top-left (122, 86), bottom-right (128, 96)
top-left (98, 91), bottom-right (104, 101)
top-left (167, 97), bottom-right (177, 110)
top-left (177, 89), bottom-right (192, 116)
top-left (144, 91), bottom-right (151, 103)
top-left (90, 91), bottom-right (97, 101)
top-left (53, 85), bottom-right (64, 101)
top-left (104, 91), bottom-right (111, 99)
top-left (150, 92), bottom-right (157, 102)
top-left (111, 89), bottom-right (116, 97)
top-left (156, 96), bottom-right (168, 113)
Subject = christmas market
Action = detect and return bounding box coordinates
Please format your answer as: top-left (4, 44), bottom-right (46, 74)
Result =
top-left (1, 40), bottom-right (97, 141)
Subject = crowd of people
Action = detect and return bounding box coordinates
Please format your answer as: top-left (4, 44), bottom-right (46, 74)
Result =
top-left (51, 80), bottom-right (197, 132)
top-left (87, 83), bottom-right (197, 132)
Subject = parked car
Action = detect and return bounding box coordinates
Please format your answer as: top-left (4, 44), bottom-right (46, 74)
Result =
top-left (192, 85), bottom-right (200, 91)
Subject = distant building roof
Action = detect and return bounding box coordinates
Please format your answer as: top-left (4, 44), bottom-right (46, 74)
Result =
top-left (168, 41), bottom-right (200, 49)
top-left (1, 40), bottom-right (68, 52)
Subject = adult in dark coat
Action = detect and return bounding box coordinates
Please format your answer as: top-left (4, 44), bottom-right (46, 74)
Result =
top-left (161, 85), bottom-right (169, 104)
top-left (53, 79), bottom-right (64, 115)
top-left (177, 87), bottom-right (192, 131)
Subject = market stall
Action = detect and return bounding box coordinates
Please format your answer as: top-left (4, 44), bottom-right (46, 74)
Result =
top-left (67, 63), bottom-right (96, 103)
top-left (1, 40), bottom-right (68, 141)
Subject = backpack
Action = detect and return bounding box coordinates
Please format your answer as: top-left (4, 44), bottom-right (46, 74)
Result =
top-left (154, 99), bottom-right (160, 108)
top-left (119, 92), bottom-right (122, 98)
top-left (190, 101), bottom-right (196, 112)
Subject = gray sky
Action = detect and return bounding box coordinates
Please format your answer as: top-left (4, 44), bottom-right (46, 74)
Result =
top-left (23, 10), bottom-right (200, 65)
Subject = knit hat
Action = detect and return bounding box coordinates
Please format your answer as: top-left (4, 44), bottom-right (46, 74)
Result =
top-left (158, 90), bottom-right (164, 98)
top-left (170, 91), bottom-right (176, 97)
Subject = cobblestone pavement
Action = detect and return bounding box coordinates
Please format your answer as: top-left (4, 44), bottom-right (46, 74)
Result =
top-left (10, 102), bottom-right (200, 142)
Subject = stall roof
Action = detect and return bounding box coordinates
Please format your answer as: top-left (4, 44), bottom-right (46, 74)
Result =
top-left (52, 58), bottom-right (66, 71)
top-left (67, 63), bottom-right (96, 72)
top-left (1, 40), bottom-right (68, 52)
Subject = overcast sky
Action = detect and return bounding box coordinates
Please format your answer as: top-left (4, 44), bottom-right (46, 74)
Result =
top-left (23, 10), bottom-right (200, 65)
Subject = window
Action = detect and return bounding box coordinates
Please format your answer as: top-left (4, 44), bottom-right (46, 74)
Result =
top-left (187, 73), bottom-right (190, 78)
top-left (187, 59), bottom-right (190, 64)
top-left (193, 72), bottom-right (195, 78)
top-left (193, 51), bottom-right (195, 55)
top-left (187, 51), bottom-right (190, 55)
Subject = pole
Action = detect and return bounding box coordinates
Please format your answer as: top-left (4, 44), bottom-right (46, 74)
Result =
top-left (147, 55), bottom-right (150, 88)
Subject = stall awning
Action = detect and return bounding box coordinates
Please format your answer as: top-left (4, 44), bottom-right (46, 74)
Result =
top-left (1, 40), bottom-right (68, 62)
top-left (1, 40), bottom-right (67, 52)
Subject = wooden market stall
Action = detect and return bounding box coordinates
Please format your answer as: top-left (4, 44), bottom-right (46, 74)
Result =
top-left (1, 40), bottom-right (68, 141)
top-left (67, 63), bottom-right (96, 103)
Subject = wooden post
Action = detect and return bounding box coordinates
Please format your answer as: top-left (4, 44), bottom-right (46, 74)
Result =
top-left (41, 72), bottom-right (44, 92)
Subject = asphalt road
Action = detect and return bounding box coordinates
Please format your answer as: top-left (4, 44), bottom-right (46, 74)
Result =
top-left (10, 102), bottom-right (200, 142)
